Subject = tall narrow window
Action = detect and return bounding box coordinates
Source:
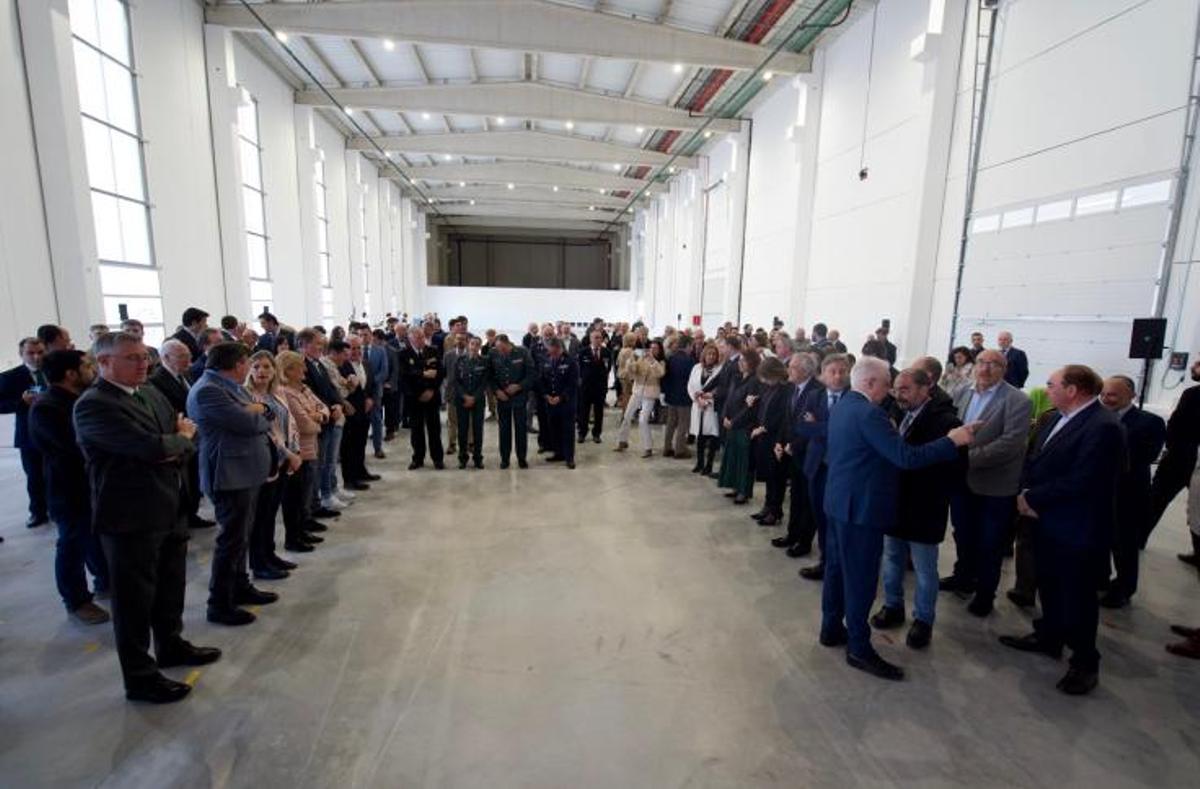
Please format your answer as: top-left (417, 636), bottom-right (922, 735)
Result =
top-left (314, 156), bottom-right (335, 325)
top-left (69, 0), bottom-right (164, 344)
top-left (238, 90), bottom-right (272, 317)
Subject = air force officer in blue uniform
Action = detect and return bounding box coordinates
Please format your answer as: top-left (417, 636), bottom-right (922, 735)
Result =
top-left (820, 357), bottom-right (977, 680)
top-left (537, 338), bottom-right (579, 469)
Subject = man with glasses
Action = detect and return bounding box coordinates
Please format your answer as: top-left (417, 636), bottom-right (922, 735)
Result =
top-left (74, 332), bottom-right (219, 704)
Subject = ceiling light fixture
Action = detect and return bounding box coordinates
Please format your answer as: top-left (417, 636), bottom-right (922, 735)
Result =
top-left (668, 166), bottom-right (676, 174)
top-left (507, 182), bottom-right (515, 190)
top-left (383, 39), bottom-right (396, 51)
top-left (565, 120), bottom-right (575, 130)
top-left (459, 181), bottom-right (466, 187)
top-left (704, 130), bottom-right (712, 139)
top-left (635, 126), bottom-right (645, 134)
top-left (672, 63), bottom-right (683, 74)
top-left (421, 112), bottom-right (431, 120)
top-left (469, 199), bottom-right (476, 205)
top-left (612, 163), bottom-right (621, 171)
top-left (589, 205), bottom-right (596, 211)
top-left (345, 107), bottom-right (355, 116)
top-left (275, 31), bottom-right (288, 43)
top-left (496, 116), bottom-right (506, 125)
top-left (762, 71), bottom-right (775, 82)
top-left (552, 186), bottom-right (559, 192)
top-left (443, 154), bottom-right (452, 161)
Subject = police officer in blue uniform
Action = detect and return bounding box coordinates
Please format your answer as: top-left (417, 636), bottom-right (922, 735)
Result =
top-left (487, 334), bottom-right (537, 469)
top-left (538, 337), bottom-right (579, 469)
top-left (453, 336), bottom-right (490, 469)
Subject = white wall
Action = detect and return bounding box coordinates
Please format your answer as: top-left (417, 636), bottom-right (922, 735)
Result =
top-left (0, 0), bottom-right (56, 366)
top-left (422, 286), bottom-right (634, 337)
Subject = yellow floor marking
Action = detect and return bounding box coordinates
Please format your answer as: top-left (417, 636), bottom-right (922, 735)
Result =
top-left (83, 642), bottom-right (100, 654)
top-left (183, 670), bottom-right (201, 687)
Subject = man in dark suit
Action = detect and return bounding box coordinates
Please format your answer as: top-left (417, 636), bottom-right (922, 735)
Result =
top-left (771, 352), bottom-right (823, 552)
top-left (171, 307), bottom-right (209, 362)
top-left (383, 323), bottom-right (406, 439)
top-left (74, 332), bottom-right (219, 704)
top-left (1148, 359), bottom-right (1200, 562)
top-left (0, 337), bottom-right (49, 527)
top-left (538, 338), bottom-right (579, 469)
top-left (1099, 375), bottom-right (1166, 608)
top-left (397, 329), bottom-right (445, 470)
top-left (1001, 365), bottom-right (1124, 696)
top-left (820, 357), bottom-right (975, 680)
top-left (28, 350), bottom-right (110, 624)
top-left (150, 339), bottom-right (212, 530)
top-left (187, 342), bottom-right (275, 627)
top-left (870, 368), bottom-right (965, 649)
top-left (576, 329), bottom-right (611, 444)
top-left (255, 311), bottom-right (280, 354)
top-left (997, 331), bottom-right (1029, 388)
top-left (297, 329), bottom-right (343, 519)
top-left (661, 336), bottom-right (695, 458)
top-left (794, 353), bottom-right (852, 580)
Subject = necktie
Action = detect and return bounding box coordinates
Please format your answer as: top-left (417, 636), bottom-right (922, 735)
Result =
top-left (131, 388), bottom-right (151, 413)
top-left (899, 411), bottom-right (916, 435)
top-left (33, 370), bottom-right (47, 389)
top-left (828, 391), bottom-right (840, 409)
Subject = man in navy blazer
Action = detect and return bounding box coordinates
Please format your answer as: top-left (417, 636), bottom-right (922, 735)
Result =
top-left (771, 352), bottom-right (824, 554)
top-left (1001, 365), bottom-right (1125, 696)
top-left (1099, 375), bottom-right (1166, 608)
top-left (187, 342), bottom-right (275, 626)
top-left (793, 353), bottom-right (851, 579)
top-left (820, 356), bottom-right (975, 681)
top-left (998, 331), bottom-right (1029, 389)
top-left (0, 336), bottom-right (49, 527)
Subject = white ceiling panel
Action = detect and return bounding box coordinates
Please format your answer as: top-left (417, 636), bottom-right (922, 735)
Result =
top-left (538, 52), bottom-right (584, 85)
top-left (308, 37), bottom-right (372, 84)
top-left (414, 44), bottom-right (475, 82)
top-left (669, 0), bottom-right (742, 33)
top-left (357, 40), bottom-right (427, 84)
top-left (633, 62), bottom-right (688, 102)
top-left (474, 48), bottom-right (524, 80)
top-left (586, 58), bottom-right (638, 93)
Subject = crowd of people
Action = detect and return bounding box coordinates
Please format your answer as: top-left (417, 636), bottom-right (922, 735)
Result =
top-left (1, 308), bottom-right (1198, 703)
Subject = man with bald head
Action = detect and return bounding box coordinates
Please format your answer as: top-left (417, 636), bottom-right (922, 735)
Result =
top-left (943, 349), bottom-right (1032, 617)
top-left (1098, 374), bottom-right (1165, 608)
top-left (997, 331), bottom-right (1029, 389)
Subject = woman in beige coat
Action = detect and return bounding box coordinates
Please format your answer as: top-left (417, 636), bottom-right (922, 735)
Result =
top-left (614, 333), bottom-right (637, 410)
top-left (614, 340), bottom-right (666, 457)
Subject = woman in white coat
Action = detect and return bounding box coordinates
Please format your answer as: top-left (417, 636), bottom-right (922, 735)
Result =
top-left (688, 343), bottom-right (722, 475)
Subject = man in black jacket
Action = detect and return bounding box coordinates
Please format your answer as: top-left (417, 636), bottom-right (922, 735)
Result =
top-left (1099, 375), bottom-right (1166, 608)
top-left (771, 352), bottom-right (824, 552)
top-left (576, 330), bottom-right (611, 444)
top-left (0, 337), bottom-right (49, 527)
top-left (397, 330), bottom-right (445, 469)
top-left (74, 332), bottom-right (219, 704)
top-left (870, 368), bottom-right (964, 649)
top-left (1148, 360), bottom-right (1200, 563)
top-left (28, 350), bottom-right (110, 624)
top-left (171, 307), bottom-right (209, 362)
top-left (297, 329), bottom-right (343, 519)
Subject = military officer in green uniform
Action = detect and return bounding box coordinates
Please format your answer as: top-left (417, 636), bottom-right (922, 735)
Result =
top-left (488, 334), bottom-right (537, 469)
top-left (453, 336), bottom-right (489, 469)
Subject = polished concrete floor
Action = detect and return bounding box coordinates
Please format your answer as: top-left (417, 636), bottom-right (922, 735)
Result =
top-left (1, 414), bottom-right (1199, 788)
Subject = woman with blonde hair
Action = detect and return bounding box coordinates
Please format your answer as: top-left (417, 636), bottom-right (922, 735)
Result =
top-left (615, 339), bottom-right (666, 457)
top-left (614, 332), bottom-right (638, 410)
top-left (245, 350), bottom-right (303, 579)
top-left (275, 350), bottom-right (330, 554)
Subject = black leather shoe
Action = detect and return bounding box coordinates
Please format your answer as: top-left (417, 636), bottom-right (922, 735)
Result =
top-left (284, 541), bottom-right (315, 553)
top-left (939, 575), bottom-right (973, 594)
top-left (592, 436), bottom-right (601, 444)
top-left (967, 596), bottom-right (993, 617)
top-left (253, 567), bottom-right (289, 581)
top-left (433, 461), bottom-right (446, 470)
top-left (304, 520), bottom-right (328, 532)
top-left (998, 633), bottom-right (1062, 659)
top-left (799, 564), bottom-right (824, 581)
top-left (25, 514), bottom-right (49, 528)
top-left (785, 543), bottom-right (812, 558)
top-left (770, 537), bottom-right (795, 549)
top-left (758, 513), bottom-right (779, 526)
top-left (500, 461), bottom-right (510, 469)
top-left (126, 673), bottom-right (192, 704)
top-left (1178, 552), bottom-right (1200, 567)
top-left (578, 434), bottom-right (587, 443)
top-left (474, 459), bottom-right (484, 469)
top-left (871, 605), bottom-right (905, 630)
top-left (458, 460), bottom-right (468, 469)
top-left (733, 494), bottom-right (748, 505)
top-left (751, 509), bottom-right (768, 521)
top-left (303, 532), bottom-right (325, 544)
top-left (1056, 667), bottom-right (1098, 695)
top-left (566, 461), bottom-right (576, 469)
top-left (157, 641), bottom-right (222, 669)
top-left (311, 507), bottom-right (341, 519)
top-left (362, 473), bottom-right (382, 482)
top-left (547, 455), bottom-right (565, 463)
top-left (188, 515), bottom-right (216, 529)
top-left (1006, 589), bottom-right (1035, 608)
top-left (906, 620), bottom-right (933, 650)
top-left (819, 628), bottom-right (848, 647)
top-left (269, 555), bottom-right (298, 571)
top-left (235, 586), bottom-right (279, 605)
top-left (847, 652), bottom-right (904, 681)
top-left (408, 461), bottom-right (424, 470)
top-left (1098, 591), bottom-right (1130, 609)
top-left (518, 459), bottom-right (529, 469)
top-left (346, 481), bottom-right (370, 491)
top-left (1170, 624), bottom-right (1200, 638)
top-left (207, 607), bottom-right (256, 626)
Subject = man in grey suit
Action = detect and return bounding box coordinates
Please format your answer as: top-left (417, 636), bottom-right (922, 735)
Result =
top-left (941, 349), bottom-right (1032, 616)
top-left (187, 342), bottom-right (275, 627)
